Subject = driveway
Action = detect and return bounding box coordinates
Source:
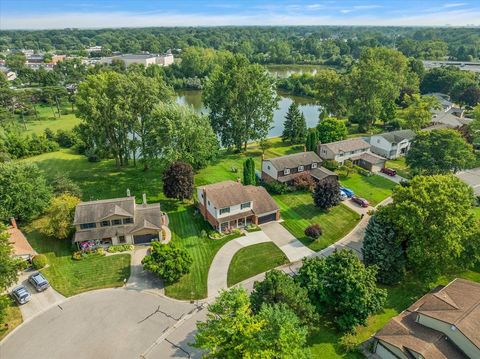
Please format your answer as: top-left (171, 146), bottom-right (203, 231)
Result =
top-left (376, 171), bottom-right (406, 184)
top-left (127, 246), bottom-right (164, 296)
top-left (457, 168), bottom-right (480, 195)
top-left (261, 222), bottom-right (315, 262)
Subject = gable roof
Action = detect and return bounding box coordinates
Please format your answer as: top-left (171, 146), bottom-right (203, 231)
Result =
top-left (74, 197), bottom-right (135, 225)
top-left (264, 151), bottom-right (322, 171)
top-left (320, 138), bottom-right (371, 154)
top-left (375, 129), bottom-right (416, 144)
top-left (7, 226), bottom-right (37, 257)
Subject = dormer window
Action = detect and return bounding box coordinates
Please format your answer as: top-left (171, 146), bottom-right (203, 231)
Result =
top-left (123, 217), bottom-right (133, 224)
top-left (298, 165), bottom-right (304, 172)
top-left (112, 219), bottom-right (122, 226)
top-left (241, 202), bottom-right (251, 209)
top-left (80, 223), bottom-right (96, 230)
top-left (220, 207), bottom-right (230, 215)
top-left (311, 162), bottom-right (317, 169)
top-left (284, 168), bottom-right (290, 175)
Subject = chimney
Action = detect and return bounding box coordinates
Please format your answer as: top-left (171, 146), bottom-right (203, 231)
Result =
top-left (237, 177), bottom-right (241, 183)
top-left (126, 188), bottom-right (131, 197)
top-left (10, 217), bottom-right (17, 229)
top-left (303, 145), bottom-right (307, 153)
top-left (142, 193), bottom-right (147, 205)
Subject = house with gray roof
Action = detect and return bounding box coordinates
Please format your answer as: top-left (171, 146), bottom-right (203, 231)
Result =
top-left (261, 151), bottom-right (337, 185)
top-left (426, 93), bottom-right (473, 129)
top-left (73, 194), bottom-right (166, 247)
top-left (369, 129), bottom-right (416, 159)
top-left (197, 180), bottom-right (279, 232)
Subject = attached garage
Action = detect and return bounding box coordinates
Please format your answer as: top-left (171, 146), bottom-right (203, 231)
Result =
top-left (257, 213), bottom-right (277, 225)
top-left (133, 233), bottom-right (158, 245)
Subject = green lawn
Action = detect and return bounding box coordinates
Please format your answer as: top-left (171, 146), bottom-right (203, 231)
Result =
top-left (227, 242), bottom-right (289, 287)
top-left (18, 102), bottom-right (81, 135)
top-left (25, 222), bottom-right (131, 297)
top-left (386, 157), bottom-right (411, 179)
top-left (274, 192), bottom-right (360, 251)
top-left (339, 173), bottom-right (396, 206)
top-left (0, 296), bottom-right (22, 341)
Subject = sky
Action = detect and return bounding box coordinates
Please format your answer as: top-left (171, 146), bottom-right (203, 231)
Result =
top-left (1, 0), bottom-right (479, 29)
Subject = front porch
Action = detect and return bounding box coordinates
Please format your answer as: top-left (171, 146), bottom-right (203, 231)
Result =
top-left (220, 215), bottom-right (254, 232)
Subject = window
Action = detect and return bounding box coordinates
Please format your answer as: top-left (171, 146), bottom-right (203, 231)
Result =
top-left (208, 200), bottom-right (211, 206)
top-left (284, 168), bottom-right (290, 175)
top-left (101, 220), bottom-right (110, 227)
top-left (118, 235), bottom-right (126, 244)
top-left (298, 165), bottom-right (304, 172)
top-left (241, 202), bottom-right (251, 210)
top-left (267, 165), bottom-right (271, 170)
top-left (377, 139), bottom-right (381, 144)
top-left (123, 217), bottom-right (133, 224)
top-left (311, 162), bottom-right (317, 169)
top-left (80, 223), bottom-right (96, 230)
top-left (112, 219), bottom-right (122, 225)
top-left (220, 207), bottom-right (230, 215)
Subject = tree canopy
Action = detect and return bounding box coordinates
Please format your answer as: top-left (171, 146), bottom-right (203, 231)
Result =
top-left (282, 103), bottom-right (307, 144)
top-left (162, 162), bottom-right (194, 201)
top-left (316, 117), bottom-right (348, 144)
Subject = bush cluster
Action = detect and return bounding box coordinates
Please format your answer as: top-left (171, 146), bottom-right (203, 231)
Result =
top-left (304, 224), bottom-right (322, 239)
top-left (107, 244), bottom-right (134, 253)
top-left (32, 254), bottom-right (48, 269)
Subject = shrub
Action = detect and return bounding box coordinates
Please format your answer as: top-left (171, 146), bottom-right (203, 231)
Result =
top-left (304, 224), bottom-right (322, 239)
top-left (245, 224), bottom-right (261, 232)
top-left (292, 172), bottom-right (316, 191)
top-left (32, 254), bottom-right (48, 269)
top-left (55, 129), bottom-right (78, 148)
top-left (355, 166), bottom-right (372, 177)
top-left (142, 242), bottom-right (193, 283)
top-left (262, 180), bottom-right (290, 195)
top-left (107, 244), bottom-right (134, 253)
top-left (200, 229), bottom-right (208, 238)
top-left (339, 333), bottom-right (360, 353)
top-left (322, 159), bottom-right (339, 171)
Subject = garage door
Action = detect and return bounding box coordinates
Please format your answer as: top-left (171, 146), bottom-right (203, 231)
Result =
top-left (133, 234), bottom-right (158, 244)
top-left (258, 213), bottom-right (277, 224)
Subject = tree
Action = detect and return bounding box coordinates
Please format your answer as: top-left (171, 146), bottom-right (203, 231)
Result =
top-left (39, 194), bottom-right (80, 240)
top-left (316, 117), bottom-right (348, 144)
top-left (305, 128), bottom-right (319, 152)
top-left (0, 162), bottom-right (52, 221)
top-left (0, 225), bottom-right (22, 290)
top-left (152, 103), bottom-right (219, 169)
top-left (397, 94), bottom-right (440, 130)
top-left (312, 178), bottom-right (341, 210)
top-left (243, 158), bottom-right (256, 186)
top-left (296, 250), bottom-right (387, 332)
top-left (141, 242), bottom-right (192, 283)
top-left (203, 54), bottom-right (278, 151)
top-left (338, 159), bottom-right (354, 177)
top-left (362, 207), bottom-right (406, 285)
top-left (390, 175), bottom-right (479, 280)
top-left (162, 162), bottom-right (194, 201)
top-left (314, 68), bottom-right (347, 118)
top-left (406, 129), bottom-right (475, 174)
top-left (282, 103), bottom-right (307, 144)
top-left (250, 270), bottom-right (317, 327)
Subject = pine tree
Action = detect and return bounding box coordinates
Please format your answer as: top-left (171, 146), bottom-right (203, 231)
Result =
top-left (305, 129), bottom-right (319, 152)
top-left (243, 158), bottom-right (256, 185)
top-left (283, 103), bottom-right (307, 144)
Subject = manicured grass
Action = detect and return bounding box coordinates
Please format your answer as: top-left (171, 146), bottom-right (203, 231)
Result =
top-left (18, 102), bottom-right (81, 135)
top-left (227, 242), bottom-right (289, 287)
top-left (339, 173), bottom-right (396, 206)
top-left (0, 296), bottom-right (23, 341)
top-left (24, 222), bottom-right (131, 297)
top-left (386, 157), bottom-right (411, 179)
top-left (274, 192), bottom-right (360, 251)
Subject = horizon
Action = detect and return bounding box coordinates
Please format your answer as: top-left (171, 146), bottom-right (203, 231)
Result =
top-left (1, 0), bottom-right (480, 30)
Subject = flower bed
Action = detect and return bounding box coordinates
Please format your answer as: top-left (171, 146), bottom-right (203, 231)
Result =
top-left (107, 244), bottom-right (134, 253)
top-left (72, 247), bottom-right (105, 260)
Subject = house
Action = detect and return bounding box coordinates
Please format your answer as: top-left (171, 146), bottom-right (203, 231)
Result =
top-left (7, 218), bottom-right (37, 261)
top-left (318, 138), bottom-right (386, 172)
top-left (73, 193), bottom-right (166, 247)
top-left (197, 180), bottom-right (280, 232)
top-left (428, 93), bottom-right (473, 129)
top-left (0, 67), bottom-right (17, 81)
top-left (101, 53), bottom-right (174, 67)
top-left (373, 278), bottom-right (480, 359)
top-left (369, 129), bottom-right (416, 159)
top-left (262, 151), bottom-right (337, 185)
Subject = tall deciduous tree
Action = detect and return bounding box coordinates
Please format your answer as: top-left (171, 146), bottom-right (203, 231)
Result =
top-left (282, 103), bottom-right (307, 144)
top-left (243, 158), bottom-right (256, 186)
top-left (0, 225), bottom-right (23, 290)
top-left (162, 162), bottom-right (194, 201)
top-left (203, 54), bottom-right (278, 151)
top-left (397, 94), bottom-right (440, 131)
top-left (406, 129), bottom-right (475, 174)
top-left (312, 178), bottom-right (341, 210)
top-left (316, 117), bottom-right (348, 144)
top-left (296, 250), bottom-right (387, 332)
top-left (40, 194), bottom-right (80, 240)
top-left (391, 175), bottom-right (479, 280)
top-left (314, 68), bottom-right (347, 119)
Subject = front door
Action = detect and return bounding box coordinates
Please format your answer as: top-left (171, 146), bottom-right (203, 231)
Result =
top-left (238, 217), bottom-right (246, 228)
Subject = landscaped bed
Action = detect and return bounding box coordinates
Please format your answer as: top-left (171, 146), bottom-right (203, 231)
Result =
top-left (339, 173), bottom-right (396, 206)
top-left (227, 242), bottom-right (289, 287)
top-left (274, 192), bottom-right (361, 251)
top-left (0, 296), bottom-right (22, 341)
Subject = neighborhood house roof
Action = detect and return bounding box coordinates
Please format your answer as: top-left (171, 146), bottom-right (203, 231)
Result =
top-left (351, 152), bottom-right (386, 165)
top-left (265, 151), bottom-right (322, 171)
top-left (199, 181), bottom-right (279, 215)
top-left (7, 226), bottom-right (37, 258)
top-left (310, 167), bottom-right (338, 181)
top-left (321, 138), bottom-right (371, 154)
top-left (74, 197), bottom-right (135, 225)
top-left (432, 110), bottom-right (473, 128)
top-left (376, 129), bottom-right (416, 144)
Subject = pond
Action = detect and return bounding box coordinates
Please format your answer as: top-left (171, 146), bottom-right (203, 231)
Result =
top-left (265, 64), bottom-right (329, 78)
top-left (176, 90), bottom-right (321, 138)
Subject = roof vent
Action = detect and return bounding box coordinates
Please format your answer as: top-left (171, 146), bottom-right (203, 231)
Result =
top-left (450, 325), bottom-right (456, 331)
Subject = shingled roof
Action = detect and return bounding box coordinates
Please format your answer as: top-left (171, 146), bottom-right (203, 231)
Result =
top-left (321, 138), bottom-right (371, 154)
top-left (74, 197), bottom-right (135, 225)
top-left (264, 151), bottom-right (322, 171)
top-left (376, 129), bottom-right (416, 143)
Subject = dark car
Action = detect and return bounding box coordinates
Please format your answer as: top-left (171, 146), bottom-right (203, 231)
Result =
top-left (11, 285), bottom-right (31, 305)
top-left (340, 186), bottom-right (354, 198)
top-left (351, 196), bottom-right (369, 208)
top-left (381, 167), bottom-right (397, 176)
top-left (29, 272), bottom-right (50, 292)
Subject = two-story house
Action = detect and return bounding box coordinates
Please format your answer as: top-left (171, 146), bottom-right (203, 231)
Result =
top-left (197, 180), bottom-right (280, 232)
top-left (318, 138), bottom-right (386, 172)
top-left (73, 193), bottom-right (166, 247)
top-left (262, 151), bottom-right (337, 185)
top-left (369, 129), bottom-right (416, 159)
top-left (374, 278), bottom-right (480, 359)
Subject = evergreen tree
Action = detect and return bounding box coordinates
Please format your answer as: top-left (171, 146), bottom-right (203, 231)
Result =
top-left (305, 128), bottom-right (319, 152)
top-left (282, 103), bottom-right (307, 144)
top-left (243, 158), bottom-right (256, 185)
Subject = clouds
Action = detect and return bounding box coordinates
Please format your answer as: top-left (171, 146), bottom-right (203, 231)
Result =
top-left (443, 2), bottom-right (468, 8)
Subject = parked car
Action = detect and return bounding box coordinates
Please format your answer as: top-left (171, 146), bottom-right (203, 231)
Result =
top-left (381, 167), bottom-right (397, 176)
top-left (11, 285), bottom-right (31, 305)
top-left (29, 272), bottom-right (50, 292)
top-left (351, 196), bottom-right (369, 208)
top-left (340, 187), bottom-right (354, 198)
top-left (339, 190), bottom-right (348, 201)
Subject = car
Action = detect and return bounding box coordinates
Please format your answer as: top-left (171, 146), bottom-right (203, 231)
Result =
top-left (351, 196), bottom-right (369, 208)
top-left (29, 272), bottom-right (50, 292)
top-left (339, 190), bottom-right (348, 201)
top-left (381, 167), bottom-right (397, 176)
top-left (340, 187), bottom-right (354, 198)
top-left (11, 285), bottom-right (31, 305)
